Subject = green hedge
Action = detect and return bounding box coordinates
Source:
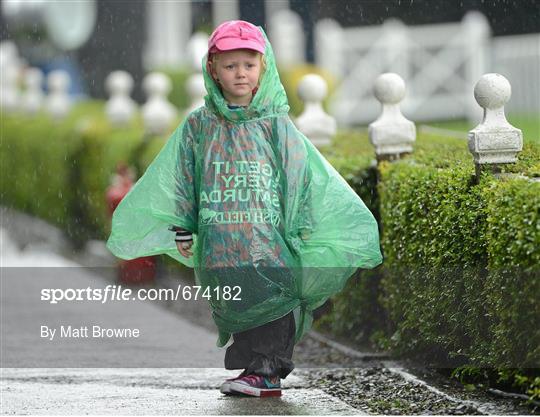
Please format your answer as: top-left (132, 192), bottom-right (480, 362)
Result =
top-left (316, 129), bottom-right (539, 403)
top-left (1, 102), bottom-right (102, 237)
top-left (376, 162), bottom-right (538, 364)
top-left (1, 103), bottom-right (177, 243)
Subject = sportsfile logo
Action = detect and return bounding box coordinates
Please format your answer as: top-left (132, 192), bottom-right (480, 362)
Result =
top-left (40, 284), bottom-right (242, 304)
top-left (41, 285), bottom-right (132, 304)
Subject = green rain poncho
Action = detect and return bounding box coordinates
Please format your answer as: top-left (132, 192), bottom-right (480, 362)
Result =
top-left (106, 28), bottom-right (383, 347)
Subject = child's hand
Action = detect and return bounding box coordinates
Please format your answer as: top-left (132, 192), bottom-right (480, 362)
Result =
top-left (299, 229), bottom-right (311, 241)
top-left (176, 240), bottom-right (193, 258)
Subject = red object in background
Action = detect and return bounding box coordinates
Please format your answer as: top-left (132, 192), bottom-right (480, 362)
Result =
top-left (106, 163), bottom-right (156, 284)
top-left (106, 163), bottom-right (135, 215)
top-left (118, 256), bottom-right (156, 284)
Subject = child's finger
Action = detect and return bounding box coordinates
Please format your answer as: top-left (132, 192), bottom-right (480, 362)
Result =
top-left (176, 242), bottom-right (193, 257)
top-left (182, 248), bottom-right (193, 257)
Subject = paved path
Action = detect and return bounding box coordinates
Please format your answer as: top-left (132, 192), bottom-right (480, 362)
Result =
top-left (0, 226), bottom-right (363, 415)
top-left (1, 368), bottom-right (359, 415)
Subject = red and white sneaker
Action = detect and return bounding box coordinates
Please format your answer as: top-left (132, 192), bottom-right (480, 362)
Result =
top-left (220, 370), bottom-right (247, 395)
top-left (229, 374), bottom-right (282, 397)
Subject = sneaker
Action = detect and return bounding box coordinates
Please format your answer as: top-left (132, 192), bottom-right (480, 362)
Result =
top-left (229, 374), bottom-right (282, 397)
top-left (220, 370), bottom-right (247, 395)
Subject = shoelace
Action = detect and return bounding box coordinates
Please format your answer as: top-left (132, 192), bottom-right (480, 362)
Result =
top-left (241, 374), bottom-right (264, 385)
top-left (239, 374), bottom-right (279, 387)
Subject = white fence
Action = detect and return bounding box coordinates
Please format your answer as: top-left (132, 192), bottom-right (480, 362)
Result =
top-left (315, 11), bottom-right (491, 126)
top-left (492, 33), bottom-right (540, 115)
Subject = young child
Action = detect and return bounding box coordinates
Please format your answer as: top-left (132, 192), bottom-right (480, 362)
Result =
top-left (107, 20), bottom-right (382, 397)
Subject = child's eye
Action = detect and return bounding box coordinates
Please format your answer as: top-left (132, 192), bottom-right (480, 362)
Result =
top-left (226, 65), bottom-right (234, 70)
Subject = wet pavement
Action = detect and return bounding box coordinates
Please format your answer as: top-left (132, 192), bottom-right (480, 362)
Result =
top-left (1, 369), bottom-right (360, 415)
top-left (0, 217), bottom-right (362, 415)
top-left (1, 207), bottom-right (537, 415)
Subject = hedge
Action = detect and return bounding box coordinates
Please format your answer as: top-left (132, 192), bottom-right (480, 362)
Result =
top-left (317, 129), bottom-right (539, 403)
top-left (1, 103), bottom-right (179, 243)
top-left (1, 102), bottom-right (102, 238)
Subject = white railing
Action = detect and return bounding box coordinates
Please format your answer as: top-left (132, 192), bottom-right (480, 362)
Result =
top-left (316, 12), bottom-right (491, 126)
top-left (492, 33), bottom-right (540, 115)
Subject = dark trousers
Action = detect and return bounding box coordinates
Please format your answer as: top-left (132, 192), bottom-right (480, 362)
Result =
top-left (224, 311), bottom-right (296, 379)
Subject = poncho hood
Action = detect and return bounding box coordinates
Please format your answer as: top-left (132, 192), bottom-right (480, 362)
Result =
top-left (202, 27), bottom-right (290, 122)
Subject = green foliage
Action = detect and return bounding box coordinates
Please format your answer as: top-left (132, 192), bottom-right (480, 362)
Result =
top-left (479, 178), bottom-right (540, 369)
top-left (376, 156), bottom-right (538, 371)
top-left (1, 102), bottom-right (180, 244)
top-left (318, 130), bottom-right (539, 402)
top-left (71, 116), bottom-right (148, 240)
top-left (315, 268), bottom-right (387, 345)
top-left (1, 102), bottom-right (103, 235)
top-left (451, 367), bottom-right (540, 407)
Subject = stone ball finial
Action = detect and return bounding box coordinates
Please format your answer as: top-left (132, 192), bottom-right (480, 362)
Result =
top-left (369, 72), bottom-right (415, 160)
top-left (0, 41), bottom-right (19, 66)
top-left (297, 74), bottom-right (328, 102)
top-left (142, 72), bottom-right (177, 135)
top-left (143, 72), bottom-right (172, 97)
top-left (25, 68), bottom-right (43, 88)
top-left (22, 67), bottom-right (44, 115)
top-left (295, 74), bottom-right (336, 147)
top-left (187, 32), bottom-right (209, 71)
top-left (47, 70), bottom-right (70, 92)
top-left (105, 70), bottom-right (134, 95)
top-left (185, 73), bottom-right (206, 114)
top-left (105, 70), bottom-right (136, 127)
top-left (373, 73), bottom-right (406, 105)
top-left (468, 73), bottom-right (522, 170)
top-left (473, 73), bottom-right (511, 110)
top-left (45, 70), bottom-right (71, 120)
top-left (186, 75), bottom-right (205, 96)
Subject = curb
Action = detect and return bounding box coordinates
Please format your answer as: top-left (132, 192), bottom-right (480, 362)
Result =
top-left (308, 330), bottom-right (502, 416)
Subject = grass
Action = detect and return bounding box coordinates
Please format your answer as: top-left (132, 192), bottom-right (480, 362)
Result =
top-left (419, 113), bottom-right (539, 145)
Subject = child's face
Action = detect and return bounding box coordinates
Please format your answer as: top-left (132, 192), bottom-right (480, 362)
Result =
top-left (211, 49), bottom-right (262, 106)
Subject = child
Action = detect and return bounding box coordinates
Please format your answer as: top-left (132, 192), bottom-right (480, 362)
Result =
top-left (107, 20), bottom-right (382, 397)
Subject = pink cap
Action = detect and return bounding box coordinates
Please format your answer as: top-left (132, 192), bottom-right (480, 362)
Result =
top-left (208, 20), bottom-right (265, 55)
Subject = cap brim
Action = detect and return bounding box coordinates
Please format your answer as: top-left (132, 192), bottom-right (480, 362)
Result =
top-left (215, 38), bottom-right (265, 55)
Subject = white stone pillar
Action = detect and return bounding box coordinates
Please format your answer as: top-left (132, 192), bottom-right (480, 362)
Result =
top-left (314, 18), bottom-right (343, 79)
top-left (144, 1), bottom-right (191, 70)
top-left (368, 73), bottom-right (416, 161)
top-left (22, 67), bottom-right (44, 115)
top-left (463, 11), bottom-right (491, 125)
top-left (45, 70), bottom-right (72, 120)
top-left (295, 74), bottom-right (336, 147)
top-left (265, 0), bottom-right (289, 22)
top-left (142, 72), bottom-right (178, 136)
top-left (468, 73), bottom-right (523, 177)
top-left (213, 0), bottom-right (239, 27)
top-left (185, 32), bottom-right (209, 114)
top-left (105, 71), bottom-right (137, 127)
top-left (0, 41), bottom-right (22, 113)
top-left (268, 9), bottom-right (305, 69)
